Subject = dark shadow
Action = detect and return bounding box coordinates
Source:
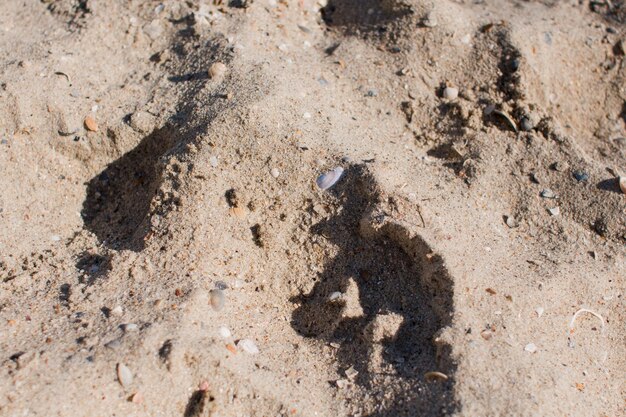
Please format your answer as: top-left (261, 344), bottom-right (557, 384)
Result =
top-left (290, 166), bottom-right (456, 417)
top-left (75, 251), bottom-right (111, 285)
top-left (596, 178), bottom-right (622, 194)
top-left (81, 127), bottom-right (177, 251)
top-left (184, 389), bottom-right (213, 417)
top-left (59, 283), bottom-right (71, 306)
top-left (321, 0), bottom-right (412, 35)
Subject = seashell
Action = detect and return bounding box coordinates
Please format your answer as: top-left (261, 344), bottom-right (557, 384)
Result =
top-left (316, 167), bottom-right (344, 190)
top-left (208, 62), bottom-right (227, 79)
top-left (209, 289), bottom-right (225, 311)
top-left (492, 109), bottom-right (518, 132)
top-left (237, 338), bottom-right (259, 354)
top-left (620, 176), bottom-right (626, 194)
top-left (117, 363), bottom-right (133, 387)
top-left (424, 371), bottom-right (448, 382)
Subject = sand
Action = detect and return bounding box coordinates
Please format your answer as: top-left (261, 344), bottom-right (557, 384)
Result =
top-left (0, 0), bottom-right (624, 416)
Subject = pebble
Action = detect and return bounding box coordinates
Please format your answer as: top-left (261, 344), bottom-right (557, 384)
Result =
top-left (423, 13), bottom-right (438, 28)
top-left (535, 307), bottom-right (544, 318)
top-left (335, 379), bottom-right (349, 389)
top-left (130, 392), bottom-right (144, 404)
top-left (328, 291), bottom-right (343, 301)
top-left (117, 363), bottom-right (133, 387)
top-left (520, 116), bottom-right (534, 132)
top-left (209, 156), bottom-right (219, 167)
top-left (524, 343), bottom-right (537, 353)
top-left (548, 207), bottom-right (560, 216)
top-left (619, 176), bottom-right (626, 194)
top-left (237, 339), bottom-right (259, 354)
top-left (84, 115), bottom-right (98, 132)
top-left (366, 89), bottom-right (378, 97)
top-left (111, 306), bottom-right (123, 316)
top-left (270, 167), bottom-right (280, 178)
top-left (572, 171), bottom-right (589, 182)
top-left (505, 216), bottom-right (519, 228)
top-left (208, 62), bottom-right (227, 79)
top-left (218, 326), bottom-right (231, 339)
top-left (123, 323), bottom-right (138, 332)
top-left (105, 339), bottom-right (122, 350)
top-left (443, 87), bottom-right (458, 100)
top-left (316, 167), bottom-right (344, 190)
top-left (209, 289), bottom-right (225, 311)
top-left (540, 189), bottom-right (556, 199)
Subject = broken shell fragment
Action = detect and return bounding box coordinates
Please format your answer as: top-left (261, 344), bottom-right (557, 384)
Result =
top-left (424, 371), bottom-right (449, 382)
top-left (316, 167), bottom-right (344, 190)
top-left (117, 363), bottom-right (133, 387)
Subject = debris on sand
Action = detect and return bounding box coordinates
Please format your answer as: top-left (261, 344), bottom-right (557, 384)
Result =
top-left (117, 363), bottom-right (133, 387)
top-left (84, 115), bottom-right (98, 132)
top-left (569, 308), bottom-right (605, 332)
top-left (424, 371), bottom-right (449, 382)
top-left (208, 62), bottom-right (227, 79)
top-left (237, 339), bottom-right (259, 354)
top-left (316, 167), bottom-right (344, 190)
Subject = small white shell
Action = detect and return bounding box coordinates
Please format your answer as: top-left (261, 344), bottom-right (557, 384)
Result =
top-left (237, 338), bottom-right (259, 354)
top-left (117, 363), bottom-right (133, 387)
top-left (218, 326), bottom-right (231, 339)
top-left (619, 176), bottom-right (626, 194)
top-left (316, 167), bottom-right (344, 190)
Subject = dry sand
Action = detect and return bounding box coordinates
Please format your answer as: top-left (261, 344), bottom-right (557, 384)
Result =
top-left (0, 1), bottom-right (624, 416)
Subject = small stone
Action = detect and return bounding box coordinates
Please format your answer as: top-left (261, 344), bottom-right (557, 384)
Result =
top-left (218, 326), bottom-right (231, 339)
top-left (208, 62), bottom-right (227, 79)
top-left (84, 116), bottom-right (98, 132)
top-left (111, 306), bottom-right (123, 316)
top-left (105, 339), bottom-right (122, 350)
top-left (303, 112), bottom-right (312, 119)
top-left (335, 379), bottom-right (349, 389)
top-left (552, 161), bottom-right (568, 172)
top-left (524, 343), bottom-right (537, 353)
top-left (548, 207), bottom-right (560, 216)
top-left (366, 89), bottom-right (378, 97)
top-left (209, 289), bottom-right (225, 311)
top-left (270, 168), bottom-right (280, 178)
top-left (572, 171), bottom-right (589, 182)
top-left (328, 291), bottom-right (343, 301)
top-left (237, 338), bottom-right (259, 354)
top-left (505, 215), bottom-right (519, 228)
top-left (422, 13), bottom-right (438, 28)
top-left (540, 189), bottom-right (556, 199)
top-left (117, 363), bottom-right (133, 387)
top-left (529, 172), bottom-right (540, 184)
top-left (209, 156), bottom-right (218, 167)
top-left (130, 392), bottom-right (143, 404)
top-left (520, 116), bottom-right (534, 132)
top-left (535, 307), bottom-right (544, 318)
top-left (619, 176), bottom-right (626, 194)
top-left (123, 323), bottom-right (138, 332)
top-left (443, 87), bottom-right (458, 100)
top-left (480, 329), bottom-right (493, 340)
